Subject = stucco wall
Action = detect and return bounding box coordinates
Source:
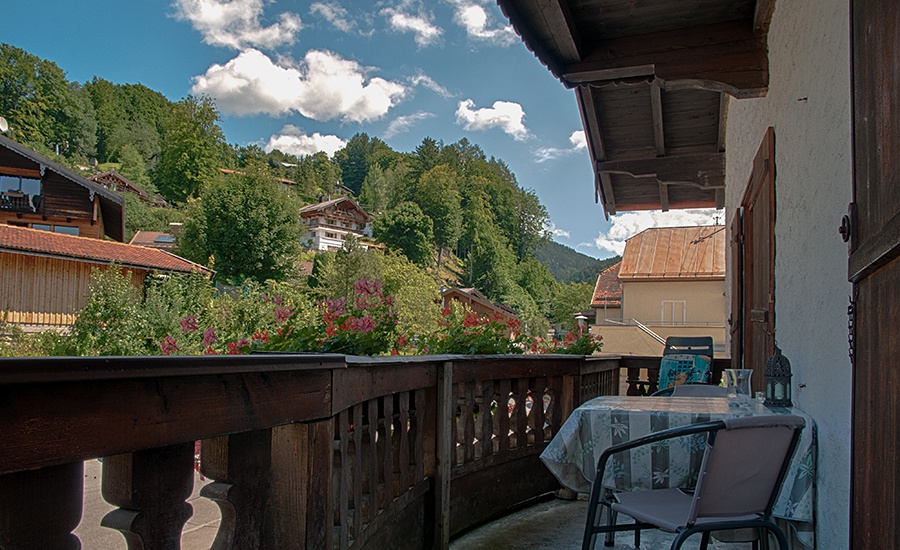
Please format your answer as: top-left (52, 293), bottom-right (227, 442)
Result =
top-left (622, 279), bottom-right (725, 325)
top-left (723, 0), bottom-right (852, 546)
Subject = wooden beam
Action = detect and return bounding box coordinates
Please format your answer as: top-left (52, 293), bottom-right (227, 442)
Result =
top-left (754, 0), bottom-right (777, 34)
top-left (576, 85), bottom-right (617, 215)
top-left (563, 21), bottom-right (768, 99)
top-left (598, 152), bottom-right (726, 188)
top-left (717, 93), bottom-right (729, 153)
top-left (534, 0), bottom-right (581, 62)
top-left (650, 80), bottom-right (666, 156)
top-left (0, 167), bottom-right (42, 179)
top-left (659, 183), bottom-right (670, 212)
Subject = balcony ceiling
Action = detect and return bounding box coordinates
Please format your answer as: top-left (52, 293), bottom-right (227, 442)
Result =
top-left (497, 0), bottom-right (775, 216)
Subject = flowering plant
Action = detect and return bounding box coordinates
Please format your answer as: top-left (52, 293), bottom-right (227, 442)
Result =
top-left (417, 303), bottom-right (527, 355)
top-left (254, 277), bottom-right (399, 356)
top-left (529, 325), bottom-right (603, 355)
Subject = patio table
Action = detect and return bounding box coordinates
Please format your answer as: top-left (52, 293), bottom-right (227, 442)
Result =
top-left (540, 395), bottom-right (816, 546)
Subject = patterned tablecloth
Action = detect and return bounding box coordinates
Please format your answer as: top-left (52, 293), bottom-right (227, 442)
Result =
top-left (541, 396), bottom-right (816, 542)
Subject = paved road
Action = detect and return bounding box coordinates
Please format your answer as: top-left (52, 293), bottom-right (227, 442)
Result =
top-left (75, 459), bottom-right (220, 549)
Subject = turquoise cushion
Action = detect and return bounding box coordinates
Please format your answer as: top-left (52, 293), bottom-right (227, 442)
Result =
top-left (659, 354), bottom-right (713, 389)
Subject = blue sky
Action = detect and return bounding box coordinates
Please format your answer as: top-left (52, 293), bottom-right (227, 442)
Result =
top-left (2, 0), bottom-right (718, 259)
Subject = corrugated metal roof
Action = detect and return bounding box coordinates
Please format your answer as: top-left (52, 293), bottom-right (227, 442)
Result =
top-left (591, 261), bottom-right (622, 307)
top-left (0, 225), bottom-right (209, 274)
top-left (619, 226), bottom-right (725, 280)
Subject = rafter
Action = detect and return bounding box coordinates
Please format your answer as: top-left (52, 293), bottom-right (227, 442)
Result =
top-left (598, 153), bottom-right (725, 188)
top-left (563, 21), bottom-right (768, 99)
top-left (650, 80), bottom-right (665, 157)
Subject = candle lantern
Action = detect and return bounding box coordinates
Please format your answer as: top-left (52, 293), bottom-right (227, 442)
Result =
top-left (764, 345), bottom-right (793, 407)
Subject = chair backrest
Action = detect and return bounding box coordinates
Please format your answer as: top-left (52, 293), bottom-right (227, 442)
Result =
top-left (670, 384), bottom-right (728, 398)
top-left (688, 415), bottom-right (804, 522)
top-left (663, 336), bottom-right (714, 358)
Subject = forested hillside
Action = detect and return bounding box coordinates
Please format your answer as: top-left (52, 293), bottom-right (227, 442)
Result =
top-left (0, 43), bottom-right (601, 334)
top-left (535, 241), bottom-right (620, 284)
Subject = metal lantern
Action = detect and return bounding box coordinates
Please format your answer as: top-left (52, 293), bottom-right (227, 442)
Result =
top-left (764, 345), bottom-right (793, 407)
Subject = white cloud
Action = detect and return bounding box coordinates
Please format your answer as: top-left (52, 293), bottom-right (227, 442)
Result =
top-left (570, 130), bottom-right (587, 150)
top-left (455, 99), bottom-right (529, 141)
top-left (173, 0), bottom-right (301, 49)
top-left (586, 209), bottom-right (722, 255)
top-left (534, 130), bottom-right (587, 162)
top-left (447, 0), bottom-right (517, 46)
top-left (383, 111), bottom-right (436, 138)
top-left (409, 72), bottom-right (453, 98)
top-left (545, 221), bottom-right (570, 239)
top-left (309, 2), bottom-right (354, 33)
top-left (191, 49), bottom-right (407, 122)
top-left (264, 125), bottom-right (347, 157)
top-left (382, 7), bottom-right (443, 46)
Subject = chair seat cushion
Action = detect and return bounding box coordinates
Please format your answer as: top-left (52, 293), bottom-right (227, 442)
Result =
top-left (659, 354), bottom-right (712, 389)
top-left (613, 488), bottom-right (759, 532)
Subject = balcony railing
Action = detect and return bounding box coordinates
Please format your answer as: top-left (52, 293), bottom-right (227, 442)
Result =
top-left (0, 353), bottom-right (729, 549)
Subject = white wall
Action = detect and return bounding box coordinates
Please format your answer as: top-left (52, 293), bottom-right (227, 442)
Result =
top-left (724, 0), bottom-right (852, 546)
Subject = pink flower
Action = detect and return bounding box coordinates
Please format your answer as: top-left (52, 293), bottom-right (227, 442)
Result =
top-left (202, 327), bottom-right (217, 347)
top-left (354, 277), bottom-right (383, 297)
top-left (324, 297), bottom-right (346, 315)
top-left (180, 315), bottom-right (199, 333)
top-left (160, 335), bottom-right (179, 355)
top-left (275, 305), bottom-right (294, 324)
top-left (349, 316), bottom-right (376, 334)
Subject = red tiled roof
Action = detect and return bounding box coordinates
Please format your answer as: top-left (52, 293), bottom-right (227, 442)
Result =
top-left (619, 226), bottom-right (726, 280)
top-left (0, 225), bottom-right (209, 274)
top-left (591, 262), bottom-right (622, 308)
top-left (129, 231), bottom-right (176, 249)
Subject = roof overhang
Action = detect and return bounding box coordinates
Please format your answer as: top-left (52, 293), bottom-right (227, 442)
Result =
top-left (498, 0), bottom-right (775, 217)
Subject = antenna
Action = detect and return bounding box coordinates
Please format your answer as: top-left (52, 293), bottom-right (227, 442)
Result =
top-left (0, 117), bottom-right (8, 133)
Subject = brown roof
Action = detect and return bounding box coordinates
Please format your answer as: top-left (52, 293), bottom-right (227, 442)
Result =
top-left (591, 261), bottom-right (622, 307)
top-left (0, 225), bottom-right (209, 274)
top-left (618, 226), bottom-right (725, 280)
top-left (129, 231), bottom-right (176, 250)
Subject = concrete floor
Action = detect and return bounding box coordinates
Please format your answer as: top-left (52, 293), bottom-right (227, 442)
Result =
top-left (450, 496), bottom-right (757, 550)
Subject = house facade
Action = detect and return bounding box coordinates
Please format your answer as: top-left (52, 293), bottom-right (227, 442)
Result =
top-left (592, 226), bottom-right (726, 356)
top-left (498, 0), bottom-right (895, 546)
top-left (0, 135), bottom-right (124, 242)
top-left (0, 225), bottom-right (209, 328)
top-left (299, 197), bottom-right (373, 252)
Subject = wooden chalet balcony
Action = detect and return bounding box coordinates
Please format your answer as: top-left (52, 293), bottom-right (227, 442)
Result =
top-left (0, 191), bottom-right (40, 213)
top-left (0, 353), bottom-right (729, 549)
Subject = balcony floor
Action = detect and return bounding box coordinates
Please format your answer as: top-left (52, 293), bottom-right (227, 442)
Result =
top-left (450, 495), bottom-right (757, 550)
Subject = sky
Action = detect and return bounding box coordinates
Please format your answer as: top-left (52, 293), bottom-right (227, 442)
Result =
top-left (2, 0), bottom-right (720, 259)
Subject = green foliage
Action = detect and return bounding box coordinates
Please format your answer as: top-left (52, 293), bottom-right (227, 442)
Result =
top-left (414, 164), bottom-right (462, 267)
top-left (123, 193), bottom-right (182, 242)
top-left (373, 201), bottom-right (434, 267)
top-left (117, 144), bottom-right (152, 188)
top-left (179, 165), bottom-right (304, 283)
top-left (152, 94), bottom-right (226, 203)
top-left (535, 241), bottom-right (621, 284)
top-left (333, 133), bottom-right (397, 195)
top-left (529, 326), bottom-right (603, 355)
top-left (549, 281), bottom-right (596, 330)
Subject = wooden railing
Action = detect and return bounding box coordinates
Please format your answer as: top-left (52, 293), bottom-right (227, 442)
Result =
top-left (0, 353), bottom-right (722, 549)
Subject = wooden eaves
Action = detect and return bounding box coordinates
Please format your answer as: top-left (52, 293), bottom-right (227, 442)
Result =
top-left (497, 0), bottom-right (776, 218)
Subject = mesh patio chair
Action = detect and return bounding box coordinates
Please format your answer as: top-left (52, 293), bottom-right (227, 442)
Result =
top-left (582, 415), bottom-right (804, 550)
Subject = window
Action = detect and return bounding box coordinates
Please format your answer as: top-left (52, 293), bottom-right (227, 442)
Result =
top-left (32, 224), bottom-right (51, 232)
top-left (1, 175), bottom-right (40, 196)
top-left (661, 300), bottom-right (686, 325)
top-left (53, 225), bottom-right (79, 236)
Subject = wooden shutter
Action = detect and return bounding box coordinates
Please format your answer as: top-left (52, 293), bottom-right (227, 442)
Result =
top-left (850, 0), bottom-right (900, 546)
top-left (729, 207), bottom-right (743, 366)
top-left (738, 127), bottom-right (776, 392)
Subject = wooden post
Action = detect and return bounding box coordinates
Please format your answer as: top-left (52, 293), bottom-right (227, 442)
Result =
top-left (101, 443), bottom-right (195, 550)
top-left (268, 420), bottom-right (334, 550)
top-left (0, 462), bottom-right (83, 549)
top-left (434, 361), bottom-right (453, 550)
top-left (199, 430), bottom-right (272, 550)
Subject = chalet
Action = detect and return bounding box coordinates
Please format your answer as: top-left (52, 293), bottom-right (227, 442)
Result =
top-left (299, 196), bottom-right (373, 252)
top-left (440, 287), bottom-right (520, 327)
top-left (88, 169), bottom-right (166, 207)
top-left (496, 0), bottom-right (893, 545)
top-left (591, 226), bottom-right (727, 356)
top-left (0, 224), bottom-right (209, 328)
top-left (0, 134), bottom-right (124, 241)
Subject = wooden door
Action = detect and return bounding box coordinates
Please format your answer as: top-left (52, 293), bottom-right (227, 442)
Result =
top-left (733, 128), bottom-right (776, 392)
top-left (850, 0), bottom-right (900, 546)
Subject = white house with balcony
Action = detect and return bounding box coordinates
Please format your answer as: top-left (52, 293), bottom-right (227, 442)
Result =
top-left (299, 197), bottom-right (373, 252)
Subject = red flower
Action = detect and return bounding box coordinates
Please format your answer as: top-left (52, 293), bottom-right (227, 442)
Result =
top-left (253, 330), bottom-right (269, 343)
top-left (160, 335), bottom-right (179, 355)
top-left (180, 315), bottom-right (199, 333)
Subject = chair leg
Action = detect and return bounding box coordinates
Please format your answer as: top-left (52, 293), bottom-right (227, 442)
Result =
top-left (604, 501), bottom-right (617, 546)
top-left (699, 531), bottom-right (711, 550)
